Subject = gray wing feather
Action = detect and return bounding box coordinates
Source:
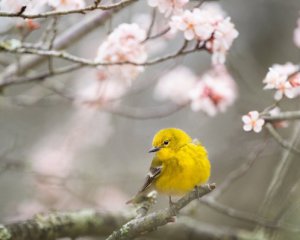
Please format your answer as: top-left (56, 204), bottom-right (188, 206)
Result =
top-left (139, 166), bottom-right (162, 193)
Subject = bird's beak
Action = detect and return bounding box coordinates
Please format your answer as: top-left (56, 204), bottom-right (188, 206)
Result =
top-left (148, 146), bottom-right (161, 153)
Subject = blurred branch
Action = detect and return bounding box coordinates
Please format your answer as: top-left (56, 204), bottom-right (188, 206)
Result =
top-left (265, 123), bottom-right (300, 154)
top-left (1, 64), bottom-right (83, 87)
top-left (197, 137), bottom-right (300, 233)
top-left (259, 122), bottom-right (300, 219)
top-left (0, 209), bottom-right (134, 240)
top-left (263, 111), bottom-right (300, 121)
top-left (209, 139), bottom-right (269, 199)
top-left (150, 216), bottom-right (262, 240)
top-left (103, 102), bottom-right (189, 119)
top-left (199, 197), bottom-right (300, 232)
top-left (0, 0), bottom-right (137, 19)
top-left (106, 184), bottom-right (215, 240)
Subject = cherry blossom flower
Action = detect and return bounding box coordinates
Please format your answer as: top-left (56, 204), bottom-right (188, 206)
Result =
top-left (170, 8), bottom-right (215, 41)
top-left (154, 66), bottom-right (197, 104)
top-left (294, 17), bottom-right (300, 48)
top-left (242, 111), bottom-right (265, 133)
top-left (48, 0), bottom-right (85, 11)
top-left (95, 23), bottom-right (147, 86)
top-left (189, 65), bottom-right (237, 116)
top-left (289, 72), bottom-right (300, 88)
top-left (147, 0), bottom-right (189, 17)
top-left (206, 17), bottom-right (239, 64)
top-left (263, 62), bottom-right (300, 100)
top-left (170, 3), bottom-right (238, 64)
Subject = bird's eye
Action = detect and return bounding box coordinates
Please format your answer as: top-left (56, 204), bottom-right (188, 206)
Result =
top-left (163, 140), bottom-right (169, 145)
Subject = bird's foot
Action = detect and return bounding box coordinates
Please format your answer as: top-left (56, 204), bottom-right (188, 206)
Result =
top-left (168, 196), bottom-right (177, 216)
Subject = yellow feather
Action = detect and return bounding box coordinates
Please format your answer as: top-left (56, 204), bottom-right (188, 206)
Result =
top-left (127, 128), bottom-right (211, 203)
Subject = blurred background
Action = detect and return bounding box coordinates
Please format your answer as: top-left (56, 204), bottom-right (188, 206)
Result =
top-left (0, 0), bottom-right (300, 239)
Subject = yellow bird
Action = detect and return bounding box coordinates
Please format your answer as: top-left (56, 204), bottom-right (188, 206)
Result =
top-left (127, 128), bottom-right (211, 204)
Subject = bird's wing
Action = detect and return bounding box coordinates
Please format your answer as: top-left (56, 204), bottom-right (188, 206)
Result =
top-left (139, 165), bottom-right (162, 193)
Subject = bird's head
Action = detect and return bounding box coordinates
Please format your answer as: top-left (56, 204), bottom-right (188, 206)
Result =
top-left (149, 128), bottom-right (192, 159)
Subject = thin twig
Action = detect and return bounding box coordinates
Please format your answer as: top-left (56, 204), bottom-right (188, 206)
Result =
top-left (145, 8), bottom-right (157, 40)
top-left (147, 27), bottom-right (170, 40)
top-left (1, 44), bottom-right (205, 67)
top-left (259, 122), bottom-right (300, 218)
top-left (263, 111), bottom-right (300, 121)
top-left (102, 102), bottom-right (189, 120)
top-left (199, 198), bottom-right (300, 232)
top-left (2, 64), bottom-right (83, 87)
top-left (265, 123), bottom-right (300, 154)
top-left (0, 0), bottom-right (137, 19)
top-left (209, 139), bottom-right (269, 199)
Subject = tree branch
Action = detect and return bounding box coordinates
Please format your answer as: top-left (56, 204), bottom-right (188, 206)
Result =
top-left (0, 44), bottom-right (205, 67)
top-left (106, 184), bottom-right (215, 240)
top-left (265, 123), bottom-right (300, 154)
top-left (0, 210), bottom-right (134, 240)
top-left (263, 111), bottom-right (300, 121)
top-left (0, 0), bottom-right (137, 19)
top-left (209, 139), bottom-right (269, 199)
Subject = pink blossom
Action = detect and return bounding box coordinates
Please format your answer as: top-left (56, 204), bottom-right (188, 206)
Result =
top-left (154, 66), bottom-right (197, 104)
top-left (294, 17), bottom-right (300, 48)
top-left (48, 0), bottom-right (85, 11)
top-left (242, 111), bottom-right (265, 133)
top-left (170, 3), bottom-right (238, 63)
top-left (263, 62), bottom-right (300, 100)
top-left (206, 17), bottom-right (239, 64)
top-left (189, 65), bottom-right (237, 116)
top-left (170, 8), bottom-right (215, 41)
top-left (147, 0), bottom-right (189, 17)
top-left (95, 23), bottom-right (147, 86)
top-left (289, 72), bottom-right (300, 87)
top-left (200, 2), bottom-right (226, 18)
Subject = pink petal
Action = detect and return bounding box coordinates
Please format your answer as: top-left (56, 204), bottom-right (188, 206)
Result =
top-left (242, 115), bottom-right (251, 124)
top-left (253, 125), bottom-right (263, 133)
top-left (256, 119), bottom-right (265, 127)
top-left (249, 111), bottom-right (259, 119)
top-left (243, 124), bottom-right (252, 132)
top-left (184, 29), bottom-right (195, 40)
